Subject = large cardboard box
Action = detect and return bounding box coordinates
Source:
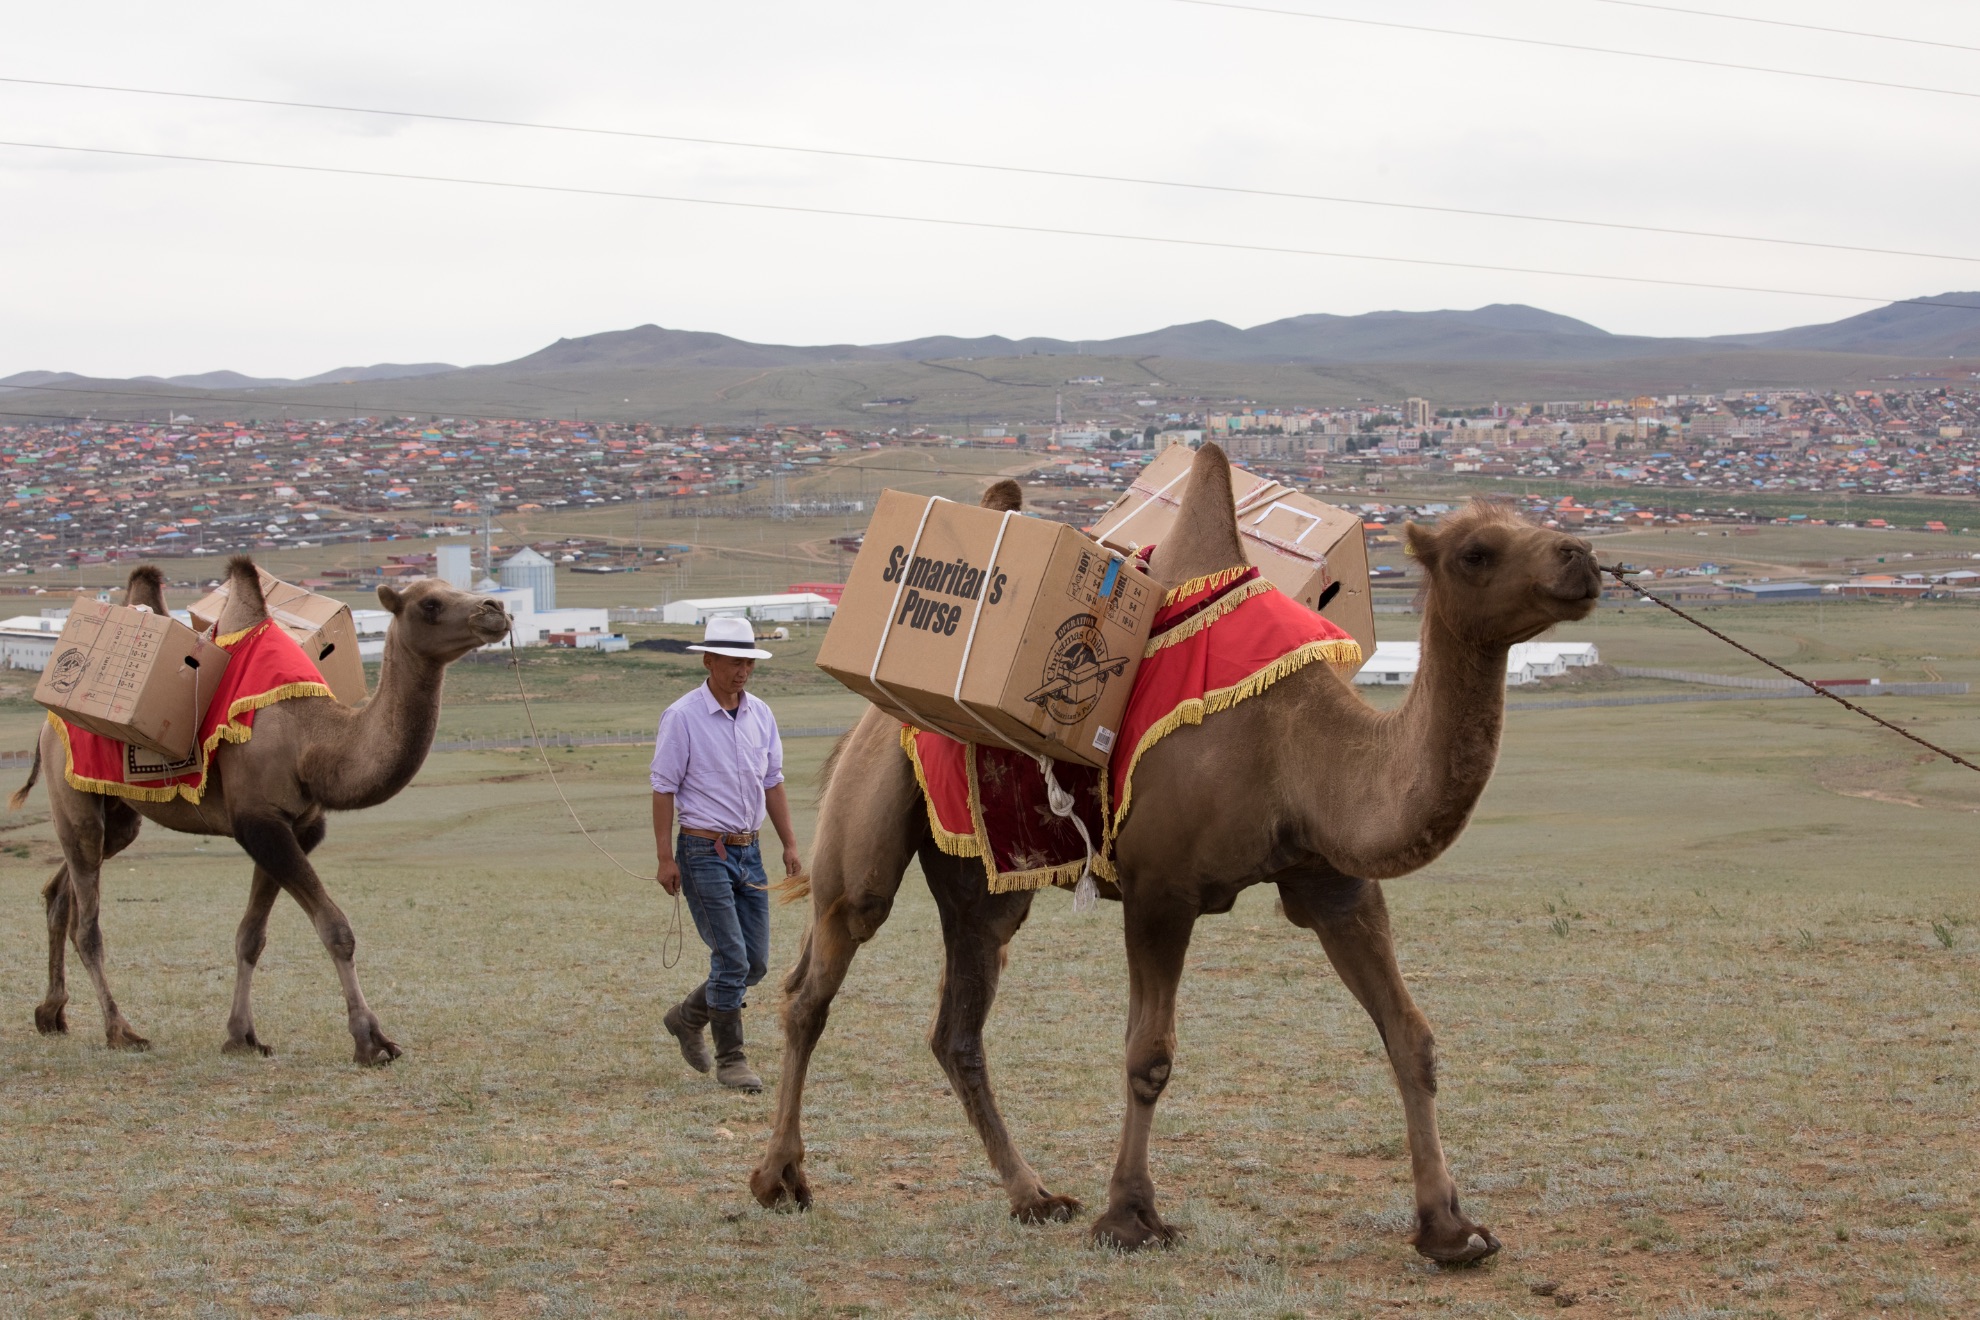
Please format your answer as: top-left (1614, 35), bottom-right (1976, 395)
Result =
top-left (190, 569), bottom-right (366, 705)
top-left (1090, 445), bottom-right (1374, 674)
top-left (34, 600), bottom-right (232, 758)
top-left (818, 491), bottom-right (1158, 767)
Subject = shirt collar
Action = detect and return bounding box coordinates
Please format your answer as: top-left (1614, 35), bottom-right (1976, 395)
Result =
top-left (698, 682), bottom-right (746, 717)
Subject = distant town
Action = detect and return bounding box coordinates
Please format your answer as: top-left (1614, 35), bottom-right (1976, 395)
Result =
top-left (2, 383), bottom-right (1975, 581)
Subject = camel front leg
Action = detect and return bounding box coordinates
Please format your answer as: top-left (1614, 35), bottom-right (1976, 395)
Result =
top-left (235, 817), bottom-right (398, 1065)
top-left (1281, 873), bottom-right (1500, 1265)
top-left (923, 851), bottom-right (1078, 1224)
top-left (222, 868), bottom-right (283, 1056)
top-left (1092, 893), bottom-right (1196, 1250)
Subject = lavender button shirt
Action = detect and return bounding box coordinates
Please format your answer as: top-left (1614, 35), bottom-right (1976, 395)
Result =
top-left (649, 683), bottom-right (786, 834)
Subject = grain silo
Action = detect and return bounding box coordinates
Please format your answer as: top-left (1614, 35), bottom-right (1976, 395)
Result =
top-left (500, 547), bottom-right (557, 611)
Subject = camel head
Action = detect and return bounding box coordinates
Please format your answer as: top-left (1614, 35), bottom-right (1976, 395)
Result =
top-left (375, 578), bottom-right (513, 662)
top-left (1145, 443), bottom-right (1247, 589)
top-left (1404, 500), bottom-right (1601, 647)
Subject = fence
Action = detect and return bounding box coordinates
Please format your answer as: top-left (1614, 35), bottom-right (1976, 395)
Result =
top-left (1615, 666), bottom-right (1967, 696)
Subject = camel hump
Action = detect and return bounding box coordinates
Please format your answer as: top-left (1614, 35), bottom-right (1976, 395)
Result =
top-left (980, 479), bottom-right (1023, 512)
top-left (1145, 443), bottom-right (1247, 589)
top-left (215, 555), bottom-right (270, 635)
top-left (123, 565), bottom-right (167, 614)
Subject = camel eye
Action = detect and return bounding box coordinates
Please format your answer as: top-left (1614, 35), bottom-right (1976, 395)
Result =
top-left (1460, 548), bottom-right (1490, 568)
top-left (421, 598), bottom-right (442, 622)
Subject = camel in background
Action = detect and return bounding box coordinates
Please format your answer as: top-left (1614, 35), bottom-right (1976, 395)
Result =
top-left (751, 446), bottom-right (1601, 1263)
top-left (11, 558), bottom-right (509, 1063)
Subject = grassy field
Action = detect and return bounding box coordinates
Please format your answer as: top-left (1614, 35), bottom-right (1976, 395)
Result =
top-left (2, 517), bottom-right (1978, 1316)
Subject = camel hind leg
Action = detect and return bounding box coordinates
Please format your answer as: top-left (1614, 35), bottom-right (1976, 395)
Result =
top-left (922, 848), bottom-right (1079, 1223)
top-left (1279, 869), bottom-right (1500, 1265)
top-left (36, 865), bottom-right (73, 1035)
top-left (750, 710), bottom-right (922, 1211)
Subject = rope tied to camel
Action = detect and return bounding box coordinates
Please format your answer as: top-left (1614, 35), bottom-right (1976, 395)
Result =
top-left (507, 632), bottom-right (686, 968)
top-left (1600, 565), bottom-right (1980, 776)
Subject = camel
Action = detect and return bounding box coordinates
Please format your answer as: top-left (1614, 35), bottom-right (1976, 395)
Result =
top-left (10, 558), bottom-right (510, 1063)
top-left (749, 445), bottom-right (1602, 1261)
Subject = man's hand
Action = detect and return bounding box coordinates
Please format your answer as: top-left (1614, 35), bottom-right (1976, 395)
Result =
top-left (782, 846), bottom-right (804, 878)
top-left (656, 855), bottom-right (681, 896)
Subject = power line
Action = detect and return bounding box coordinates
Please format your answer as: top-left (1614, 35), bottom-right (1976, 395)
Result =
top-left (1171, 0), bottom-right (1980, 102)
top-left (1580, 0), bottom-right (1980, 55)
top-left (5, 138), bottom-right (1976, 319)
top-left (2, 74), bottom-right (1976, 265)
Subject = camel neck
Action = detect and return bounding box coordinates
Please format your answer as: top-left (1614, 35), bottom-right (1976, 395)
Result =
top-left (326, 631), bottom-right (446, 809)
top-left (1401, 613), bottom-right (1504, 811)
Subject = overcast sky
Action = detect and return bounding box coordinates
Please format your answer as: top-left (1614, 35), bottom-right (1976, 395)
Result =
top-left (5, 0), bottom-right (1979, 378)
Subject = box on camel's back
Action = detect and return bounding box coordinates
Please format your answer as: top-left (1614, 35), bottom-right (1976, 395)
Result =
top-left (816, 488), bottom-right (1158, 769)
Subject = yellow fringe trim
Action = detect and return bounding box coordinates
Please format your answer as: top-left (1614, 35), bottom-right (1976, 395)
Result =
top-left (900, 724), bottom-right (1117, 892)
top-left (898, 724), bottom-right (983, 858)
top-left (1108, 637), bottom-right (1363, 843)
top-left (1144, 579), bottom-right (1273, 656)
top-left (1161, 564), bottom-right (1250, 607)
top-left (52, 678), bottom-right (334, 805)
top-left (215, 622), bottom-right (264, 648)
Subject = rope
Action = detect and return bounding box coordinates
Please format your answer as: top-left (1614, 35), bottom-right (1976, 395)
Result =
top-left (507, 634), bottom-right (685, 967)
top-left (1601, 566), bottom-right (1980, 776)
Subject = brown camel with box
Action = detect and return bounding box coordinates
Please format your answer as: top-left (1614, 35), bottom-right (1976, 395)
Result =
top-left (752, 445), bottom-right (1602, 1263)
top-left (11, 558), bottom-right (509, 1063)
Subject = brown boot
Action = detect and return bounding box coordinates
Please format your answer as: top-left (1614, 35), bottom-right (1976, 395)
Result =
top-left (708, 1007), bottom-right (762, 1093)
top-left (663, 984), bottom-right (712, 1074)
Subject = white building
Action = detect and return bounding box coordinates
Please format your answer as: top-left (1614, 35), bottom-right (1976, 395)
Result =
top-left (0, 613), bottom-right (67, 671)
top-left (1353, 640), bottom-right (1600, 687)
top-left (478, 586), bottom-right (610, 648)
top-left (660, 593), bottom-right (836, 626)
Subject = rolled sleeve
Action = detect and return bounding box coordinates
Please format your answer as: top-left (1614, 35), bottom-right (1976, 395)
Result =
top-left (761, 718), bottom-right (785, 790)
top-left (650, 708), bottom-right (688, 794)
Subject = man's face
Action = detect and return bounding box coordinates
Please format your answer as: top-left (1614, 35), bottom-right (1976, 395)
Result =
top-left (704, 653), bottom-right (755, 697)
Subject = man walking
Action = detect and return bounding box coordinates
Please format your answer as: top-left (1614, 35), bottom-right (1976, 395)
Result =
top-left (652, 616), bottom-right (804, 1093)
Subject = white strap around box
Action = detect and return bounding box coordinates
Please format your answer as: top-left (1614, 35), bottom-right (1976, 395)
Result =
top-left (870, 502), bottom-right (1100, 912)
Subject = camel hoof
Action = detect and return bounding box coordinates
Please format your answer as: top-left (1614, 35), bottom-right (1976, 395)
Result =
top-left (222, 1036), bottom-right (274, 1058)
top-left (749, 1161), bottom-right (812, 1212)
top-left (1012, 1192), bottom-right (1083, 1225)
top-left (1090, 1205), bottom-right (1177, 1251)
top-left (106, 1029), bottom-right (151, 1053)
top-left (353, 1025), bottom-right (402, 1066)
top-left (34, 1003), bottom-right (68, 1036)
top-left (1417, 1225), bottom-right (1501, 1266)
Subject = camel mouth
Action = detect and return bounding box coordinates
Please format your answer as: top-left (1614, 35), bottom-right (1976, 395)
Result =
top-left (469, 609), bottom-right (513, 642)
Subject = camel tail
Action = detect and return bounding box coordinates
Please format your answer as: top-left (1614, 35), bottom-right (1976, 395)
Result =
top-left (771, 870), bottom-right (812, 906)
top-left (9, 742), bottom-right (41, 810)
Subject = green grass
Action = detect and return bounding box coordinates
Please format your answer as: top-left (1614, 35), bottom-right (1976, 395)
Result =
top-left (4, 521), bottom-right (1978, 1315)
top-left (3, 587), bottom-right (1978, 1315)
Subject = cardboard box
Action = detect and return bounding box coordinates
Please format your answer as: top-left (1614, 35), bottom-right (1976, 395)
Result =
top-left (34, 600), bottom-right (232, 758)
top-left (190, 569), bottom-right (366, 705)
top-left (817, 491), bottom-right (1157, 767)
top-left (1090, 445), bottom-right (1374, 674)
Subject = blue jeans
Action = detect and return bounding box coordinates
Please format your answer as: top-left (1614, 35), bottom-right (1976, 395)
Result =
top-left (676, 835), bottom-right (770, 1013)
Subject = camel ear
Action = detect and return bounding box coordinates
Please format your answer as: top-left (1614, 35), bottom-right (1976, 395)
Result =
top-left (377, 584), bottom-right (405, 615)
top-left (980, 479), bottom-right (1022, 512)
top-left (1403, 521), bottom-right (1440, 567)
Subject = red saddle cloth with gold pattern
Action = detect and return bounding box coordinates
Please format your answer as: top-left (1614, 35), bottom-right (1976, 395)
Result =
top-left (51, 620), bottom-right (336, 805)
top-left (905, 559), bottom-right (1361, 890)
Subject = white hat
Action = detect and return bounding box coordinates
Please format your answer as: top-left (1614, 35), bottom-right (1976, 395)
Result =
top-left (687, 615), bottom-right (773, 659)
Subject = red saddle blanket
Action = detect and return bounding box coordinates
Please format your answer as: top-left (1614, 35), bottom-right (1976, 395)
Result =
top-left (904, 562), bottom-right (1361, 889)
top-left (51, 620), bottom-right (336, 804)
top-left (902, 726), bottom-right (1111, 893)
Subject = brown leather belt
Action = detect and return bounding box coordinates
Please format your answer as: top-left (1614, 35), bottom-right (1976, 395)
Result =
top-left (681, 827), bottom-right (759, 846)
